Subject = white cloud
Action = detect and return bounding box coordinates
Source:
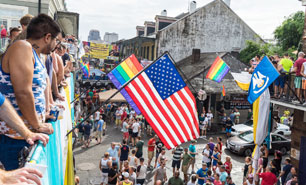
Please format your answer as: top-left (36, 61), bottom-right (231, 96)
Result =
top-left (66, 0), bottom-right (305, 41)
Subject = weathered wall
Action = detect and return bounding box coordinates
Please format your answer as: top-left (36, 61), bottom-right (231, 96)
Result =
top-left (156, 0), bottom-right (261, 62)
top-left (290, 109), bottom-right (306, 171)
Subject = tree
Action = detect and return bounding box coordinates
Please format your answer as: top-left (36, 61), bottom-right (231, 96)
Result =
top-left (274, 11), bottom-right (304, 51)
top-left (239, 40), bottom-right (269, 65)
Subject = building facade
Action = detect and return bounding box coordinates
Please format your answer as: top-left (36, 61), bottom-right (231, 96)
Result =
top-left (156, 0), bottom-right (262, 62)
top-left (0, 0), bottom-right (66, 29)
top-left (103, 32), bottom-right (118, 44)
top-left (88, 29), bottom-right (102, 42)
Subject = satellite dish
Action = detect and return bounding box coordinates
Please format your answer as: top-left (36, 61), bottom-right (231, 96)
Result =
top-left (198, 89), bottom-right (207, 101)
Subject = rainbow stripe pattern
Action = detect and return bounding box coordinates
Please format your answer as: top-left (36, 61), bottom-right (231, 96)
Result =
top-left (80, 59), bottom-right (90, 78)
top-left (206, 56), bottom-right (230, 83)
top-left (107, 54), bottom-right (143, 114)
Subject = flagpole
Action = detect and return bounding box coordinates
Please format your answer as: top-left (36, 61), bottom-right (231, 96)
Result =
top-left (66, 52), bottom-right (170, 136)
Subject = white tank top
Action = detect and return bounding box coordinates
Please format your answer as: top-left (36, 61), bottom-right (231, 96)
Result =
top-left (129, 156), bottom-right (136, 167)
top-left (101, 158), bottom-right (110, 170)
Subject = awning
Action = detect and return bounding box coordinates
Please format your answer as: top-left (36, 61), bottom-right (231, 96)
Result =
top-left (99, 89), bottom-right (127, 102)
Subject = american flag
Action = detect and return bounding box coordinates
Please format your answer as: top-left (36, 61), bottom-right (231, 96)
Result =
top-left (124, 53), bottom-right (199, 149)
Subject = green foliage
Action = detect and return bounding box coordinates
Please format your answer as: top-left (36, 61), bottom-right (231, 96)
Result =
top-left (274, 11), bottom-right (304, 51)
top-left (239, 40), bottom-right (269, 65)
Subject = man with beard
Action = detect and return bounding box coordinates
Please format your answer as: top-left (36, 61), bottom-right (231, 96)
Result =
top-left (0, 14), bottom-right (60, 170)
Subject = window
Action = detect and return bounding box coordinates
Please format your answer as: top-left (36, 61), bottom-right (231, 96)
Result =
top-left (147, 46), bottom-right (149, 59)
top-left (151, 45), bottom-right (155, 60)
top-left (272, 135), bottom-right (284, 142)
top-left (11, 20), bottom-right (20, 28)
top-left (143, 46), bottom-right (146, 59)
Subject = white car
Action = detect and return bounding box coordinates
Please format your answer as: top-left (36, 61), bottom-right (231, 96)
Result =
top-left (231, 120), bottom-right (291, 136)
top-left (273, 123), bottom-right (291, 136)
top-left (231, 120), bottom-right (253, 136)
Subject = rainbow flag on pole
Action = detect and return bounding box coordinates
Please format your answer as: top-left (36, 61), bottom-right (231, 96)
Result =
top-left (206, 56), bottom-right (230, 83)
top-left (80, 59), bottom-right (90, 78)
top-left (221, 85), bottom-right (226, 96)
top-left (107, 54), bottom-right (143, 114)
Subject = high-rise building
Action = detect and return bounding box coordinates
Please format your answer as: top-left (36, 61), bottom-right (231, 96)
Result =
top-left (88, 29), bottom-right (102, 42)
top-left (103, 32), bottom-right (118, 44)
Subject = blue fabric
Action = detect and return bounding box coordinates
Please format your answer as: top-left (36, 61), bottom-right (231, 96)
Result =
top-left (107, 146), bottom-right (120, 164)
top-left (196, 168), bottom-right (208, 185)
top-left (0, 92), bottom-right (4, 106)
top-left (189, 144), bottom-right (196, 157)
top-left (248, 56), bottom-right (280, 104)
top-left (97, 120), bottom-right (104, 131)
top-left (0, 135), bottom-right (29, 170)
top-left (220, 171), bottom-right (228, 182)
top-left (145, 54), bottom-right (186, 100)
top-left (0, 48), bottom-right (46, 124)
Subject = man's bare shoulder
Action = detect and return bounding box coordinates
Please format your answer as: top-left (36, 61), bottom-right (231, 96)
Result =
top-left (8, 40), bottom-right (32, 53)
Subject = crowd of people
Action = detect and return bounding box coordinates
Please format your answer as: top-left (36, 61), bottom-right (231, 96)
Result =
top-left (0, 13), bottom-right (78, 184)
top-left (249, 52), bottom-right (306, 105)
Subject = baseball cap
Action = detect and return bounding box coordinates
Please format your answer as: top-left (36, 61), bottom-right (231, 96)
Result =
top-left (191, 140), bottom-right (197, 143)
top-left (122, 172), bottom-right (129, 178)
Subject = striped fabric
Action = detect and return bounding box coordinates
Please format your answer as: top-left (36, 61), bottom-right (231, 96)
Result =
top-left (108, 54), bottom-right (143, 115)
top-left (123, 53), bottom-right (199, 149)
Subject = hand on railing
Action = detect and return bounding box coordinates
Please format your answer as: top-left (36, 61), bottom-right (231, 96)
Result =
top-left (0, 167), bottom-right (43, 185)
top-left (25, 132), bottom-right (49, 146)
top-left (36, 123), bottom-right (54, 135)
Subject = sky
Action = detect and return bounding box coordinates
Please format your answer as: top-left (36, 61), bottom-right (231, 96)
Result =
top-left (66, 0), bottom-right (305, 41)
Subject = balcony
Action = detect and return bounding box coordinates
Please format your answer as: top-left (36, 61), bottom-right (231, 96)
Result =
top-left (23, 75), bottom-right (75, 185)
top-left (270, 73), bottom-right (306, 111)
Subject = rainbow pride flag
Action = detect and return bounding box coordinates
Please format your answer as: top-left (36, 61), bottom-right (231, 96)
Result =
top-left (206, 56), bottom-right (230, 83)
top-left (107, 54), bottom-right (143, 114)
top-left (221, 85), bottom-right (226, 96)
top-left (80, 61), bottom-right (90, 78)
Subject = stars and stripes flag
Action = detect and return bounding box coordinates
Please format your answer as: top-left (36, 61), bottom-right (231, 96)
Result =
top-left (121, 53), bottom-right (199, 149)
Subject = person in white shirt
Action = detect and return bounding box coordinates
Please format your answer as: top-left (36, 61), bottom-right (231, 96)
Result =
top-left (115, 107), bottom-right (123, 129)
top-left (136, 157), bottom-right (147, 185)
top-left (202, 144), bottom-right (212, 169)
top-left (95, 110), bottom-right (100, 130)
top-left (206, 110), bottom-right (213, 130)
top-left (131, 118), bottom-right (140, 146)
top-left (203, 115), bottom-right (209, 138)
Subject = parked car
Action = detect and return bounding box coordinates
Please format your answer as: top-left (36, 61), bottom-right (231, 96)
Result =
top-left (226, 130), bottom-right (291, 156)
top-left (231, 120), bottom-right (291, 136)
top-left (231, 120), bottom-right (253, 136)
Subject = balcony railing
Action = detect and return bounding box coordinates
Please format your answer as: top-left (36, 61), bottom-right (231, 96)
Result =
top-left (23, 74), bottom-right (75, 185)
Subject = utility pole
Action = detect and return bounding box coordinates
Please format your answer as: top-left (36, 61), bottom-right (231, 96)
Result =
top-left (38, 0), bottom-right (41, 14)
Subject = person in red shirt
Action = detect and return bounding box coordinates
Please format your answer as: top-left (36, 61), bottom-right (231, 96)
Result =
top-left (292, 52), bottom-right (306, 101)
top-left (121, 109), bottom-right (127, 122)
top-left (147, 135), bottom-right (158, 169)
top-left (257, 166), bottom-right (277, 185)
top-left (1, 24), bottom-right (7, 47)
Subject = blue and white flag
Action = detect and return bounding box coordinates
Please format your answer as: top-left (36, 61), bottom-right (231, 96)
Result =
top-left (247, 56), bottom-right (280, 104)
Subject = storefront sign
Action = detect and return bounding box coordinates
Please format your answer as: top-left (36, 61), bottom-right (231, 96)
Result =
top-left (229, 95), bottom-right (251, 109)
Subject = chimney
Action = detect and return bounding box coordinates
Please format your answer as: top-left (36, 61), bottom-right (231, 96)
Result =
top-left (223, 0), bottom-right (231, 7)
top-left (189, 1), bottom-right (197, 13)
top-left (161, 9), bottom-right (167, 16)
